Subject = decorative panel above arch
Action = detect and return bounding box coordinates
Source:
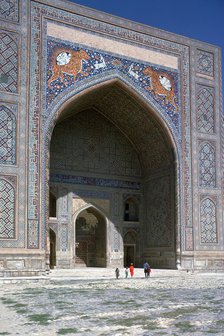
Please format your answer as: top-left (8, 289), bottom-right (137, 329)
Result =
top-left (46, 38), bottom-right (180, 132)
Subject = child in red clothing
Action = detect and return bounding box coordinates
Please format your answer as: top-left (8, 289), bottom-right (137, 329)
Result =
top-left (129, 263), bottom-right (134, 277)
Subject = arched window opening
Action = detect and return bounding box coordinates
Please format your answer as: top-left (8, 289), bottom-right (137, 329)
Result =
top-left (124, 198), bottom-right (139, 221)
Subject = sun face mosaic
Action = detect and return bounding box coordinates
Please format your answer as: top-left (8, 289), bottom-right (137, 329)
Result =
top-left (46, 38), bottom-right (180, 129)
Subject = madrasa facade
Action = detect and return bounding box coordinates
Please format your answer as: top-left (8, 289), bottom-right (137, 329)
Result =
top-left (0, 0), bottom-right (223, 276)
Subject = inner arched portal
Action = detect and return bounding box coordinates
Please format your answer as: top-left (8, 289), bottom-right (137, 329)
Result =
top-left (75, 207), bottom-right (106, 267)
top-left (48, 81), bottom-right (177, 269)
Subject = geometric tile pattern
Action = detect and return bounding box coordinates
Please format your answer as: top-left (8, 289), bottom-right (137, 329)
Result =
top-left (0, 105), bottom-right (16, 165)
top-left (113, 226), bottom-right (120, 251)
top-left (60, 225), bottom-right (68, 251)
top-left (197, 50), bottom-right (214, 77)
top-left (0, 0), bottom-right (19, 22)
top-left (200, 198), bottom-right (217, 243)
top-left (0, 178), bottom-right (15, 239)
top-left (185, 227), bottom-right (193, 250)
top-left (0, 32), bottom-right (18, 93)
top-left (47, 39), bottom-right (179, 129)
top-left (199, 142), bottom-right (216, 188)
top-left (146, 175), bottom-right (173, 247)
top-left (197, 87), bottom-right (214, 134)
top-left (27, 220), bottom-right (39, 249)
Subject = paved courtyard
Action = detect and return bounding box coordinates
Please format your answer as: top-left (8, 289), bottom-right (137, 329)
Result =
top-left (0, 268), bottom-right (223, 335)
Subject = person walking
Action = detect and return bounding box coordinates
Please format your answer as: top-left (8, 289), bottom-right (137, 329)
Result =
top-left (143, 261), bottom-right (150, 277)
top-left (129, 263), bottom-right (134, 277)
top-left (115, 267), bottom-right (120, 279)
top-left (125, 267), bottom-right (129, 278)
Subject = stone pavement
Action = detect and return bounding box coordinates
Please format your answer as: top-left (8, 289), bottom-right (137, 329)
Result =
top-left (0, 268), bottom-right (223, 335)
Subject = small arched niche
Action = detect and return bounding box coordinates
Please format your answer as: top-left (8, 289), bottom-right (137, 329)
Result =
top-left (75, 206), bottom-right (106, 267)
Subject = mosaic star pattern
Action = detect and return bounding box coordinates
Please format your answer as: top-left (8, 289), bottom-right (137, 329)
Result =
top-left (47, 39), bottom-right (179, 129)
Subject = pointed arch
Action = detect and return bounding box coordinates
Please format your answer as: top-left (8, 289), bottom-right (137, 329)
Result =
top-left (41, 73), bottom-right (182, 269)
top-left (74, 205), bottom-right (107, 267)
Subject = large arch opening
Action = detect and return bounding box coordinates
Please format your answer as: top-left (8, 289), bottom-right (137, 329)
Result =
top-left (48, 79), bottom-right (178, 269)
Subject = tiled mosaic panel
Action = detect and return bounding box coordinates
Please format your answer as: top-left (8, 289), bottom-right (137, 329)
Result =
top-left (61, 225), bottom-right (68, 251)
top-left (47, 38), bottom-right (179, 130)
top-left (58, 190), bottom-right (68, 220)
top-left (113, 226), bottom-right (120, 251)
top-left (0, 105), bottom-right (16, 165)
top-left (145, 175), bottom-right (173, 247)
top-left (0, 0), bottom-right (19, 22)
top-left (197, 50), bottom-right (214, 77)
top-left (199, 142), bottom-right (216, 188)
top-left (0, 178), bottom-right (15, 239)
top-left (27, 220), bottom-right (39, 248)
top-left (197, 87), bottom-right (214, 134)
top-left (0, 32), bottom-right (18, 93)
top-left (50, 110), bottom-right (142, 178)
top-left (185, 227), bottom-right (193, 250)
top-left (200, 198), bottom-right (217, 243)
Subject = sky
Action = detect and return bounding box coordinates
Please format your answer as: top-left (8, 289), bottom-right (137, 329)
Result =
top-left (67, 0), bottom-right (224, 109)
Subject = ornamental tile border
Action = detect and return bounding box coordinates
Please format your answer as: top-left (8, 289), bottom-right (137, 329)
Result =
top-left (51, 173), bottom-right (141, 190)
top-left (73, 190), bottom-right (111, 200)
